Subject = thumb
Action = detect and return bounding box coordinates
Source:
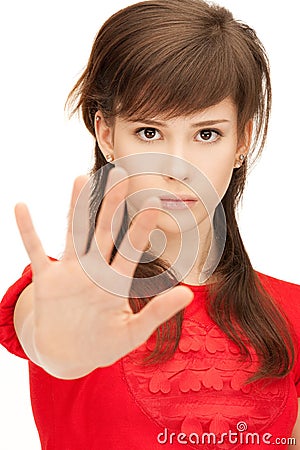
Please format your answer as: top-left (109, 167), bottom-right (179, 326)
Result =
top-left (128, 286), bottom-right (194, 348)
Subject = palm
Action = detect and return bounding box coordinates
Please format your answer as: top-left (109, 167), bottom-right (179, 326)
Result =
top-left (15, 168), bottom-right (193, 375)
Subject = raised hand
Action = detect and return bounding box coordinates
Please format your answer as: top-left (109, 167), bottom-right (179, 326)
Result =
top-left (14, 167), bottom-right (194, 378)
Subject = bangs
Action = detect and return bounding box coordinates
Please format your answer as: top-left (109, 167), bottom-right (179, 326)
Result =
top-left (112, 31), bottom-right (238, 120)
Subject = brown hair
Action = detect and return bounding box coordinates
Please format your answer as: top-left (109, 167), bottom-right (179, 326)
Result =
top-left (67, 0), bottom-right (295, 382)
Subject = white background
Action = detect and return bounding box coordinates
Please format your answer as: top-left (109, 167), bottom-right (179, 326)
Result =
top-left (0, 1), bottom-right (299, 448)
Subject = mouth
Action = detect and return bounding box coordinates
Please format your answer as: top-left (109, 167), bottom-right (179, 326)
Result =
top-left (159, 195), bottom-right (198, 210)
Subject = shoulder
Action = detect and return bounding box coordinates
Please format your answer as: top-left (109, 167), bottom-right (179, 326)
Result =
top-left (256, 270), bottom-right (300, 325)
top-left (256, 270), bottom-right (300, 297)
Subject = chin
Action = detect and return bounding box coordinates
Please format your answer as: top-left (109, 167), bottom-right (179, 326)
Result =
top-left (156, 210), bottom-right (208, 235)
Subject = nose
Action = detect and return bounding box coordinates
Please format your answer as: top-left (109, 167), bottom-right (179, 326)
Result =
top-left (162, 154), bottom-right (190, 183)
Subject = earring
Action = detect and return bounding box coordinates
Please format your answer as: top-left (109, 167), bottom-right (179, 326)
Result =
top-left (95, 116), bottom-right (100, 122)
top-left (235, 154), bottom-right (246, 168)
top-left (106, 154), bottom-right (114, 162)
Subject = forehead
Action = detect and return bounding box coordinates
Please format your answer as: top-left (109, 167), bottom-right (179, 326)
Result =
top-left (118, 97), bottom-right (237, 125)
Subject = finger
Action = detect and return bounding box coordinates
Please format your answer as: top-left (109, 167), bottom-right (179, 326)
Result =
top-left (67, 175), bottom-right (91, 258)
top-left (127, 286), bottom-right (194, 348)
top-left (89, 167), bottom-right (129, 263)
top-left (14, 203), bottom-right (49, 273)
top-left (111, 196), bottom-right (161, 278)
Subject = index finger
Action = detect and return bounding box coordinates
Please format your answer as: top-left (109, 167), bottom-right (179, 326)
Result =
top-left (64, 175), bottom-right (90, 260)
top-left (14, 203), bottom-right (50, 273)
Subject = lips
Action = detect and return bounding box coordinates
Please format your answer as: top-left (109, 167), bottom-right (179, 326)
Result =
top-left (158, 195), bottom-right (198, 210)
top-left (159, 194), bottom-right (198, 202)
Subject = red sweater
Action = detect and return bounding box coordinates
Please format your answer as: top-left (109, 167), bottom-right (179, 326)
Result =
top-left (1, 264), bottom-right (300, 450)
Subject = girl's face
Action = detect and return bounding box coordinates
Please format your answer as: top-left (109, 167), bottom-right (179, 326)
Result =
top-left (95, 97), bottom-right (251, 236)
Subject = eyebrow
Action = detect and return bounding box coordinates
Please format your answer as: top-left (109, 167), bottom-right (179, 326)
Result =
top-left (128, 118), bottom-right (231, 128)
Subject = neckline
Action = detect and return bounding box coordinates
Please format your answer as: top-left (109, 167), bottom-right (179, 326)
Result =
top-left (179, 281), bottom-right (210, 291)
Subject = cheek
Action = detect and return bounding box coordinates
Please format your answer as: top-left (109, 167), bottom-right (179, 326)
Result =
top-left (196, 150), bottom-right (235, 201)
top-left (209, 165), bottom-right (234, 199)
top-left (113, 132), bottom-right (142, 158)
top-left (125, 175), bottom-right (159, 212)
top-left (127, 176), bottom-right (143, 196)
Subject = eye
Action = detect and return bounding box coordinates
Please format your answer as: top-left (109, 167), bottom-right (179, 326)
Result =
top-left (196, 129), bottom-right (221, 143)
top-left (136, 127), bottom-right (161, 142)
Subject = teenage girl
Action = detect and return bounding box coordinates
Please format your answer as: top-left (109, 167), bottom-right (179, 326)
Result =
top-left (1, 1), bottom-right (300, 448)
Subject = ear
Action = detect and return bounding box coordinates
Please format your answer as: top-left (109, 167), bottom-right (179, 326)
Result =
top-left (236, 119), bottom-right (253, 158)
top-left (94, 111), bottom-right (114, 160)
